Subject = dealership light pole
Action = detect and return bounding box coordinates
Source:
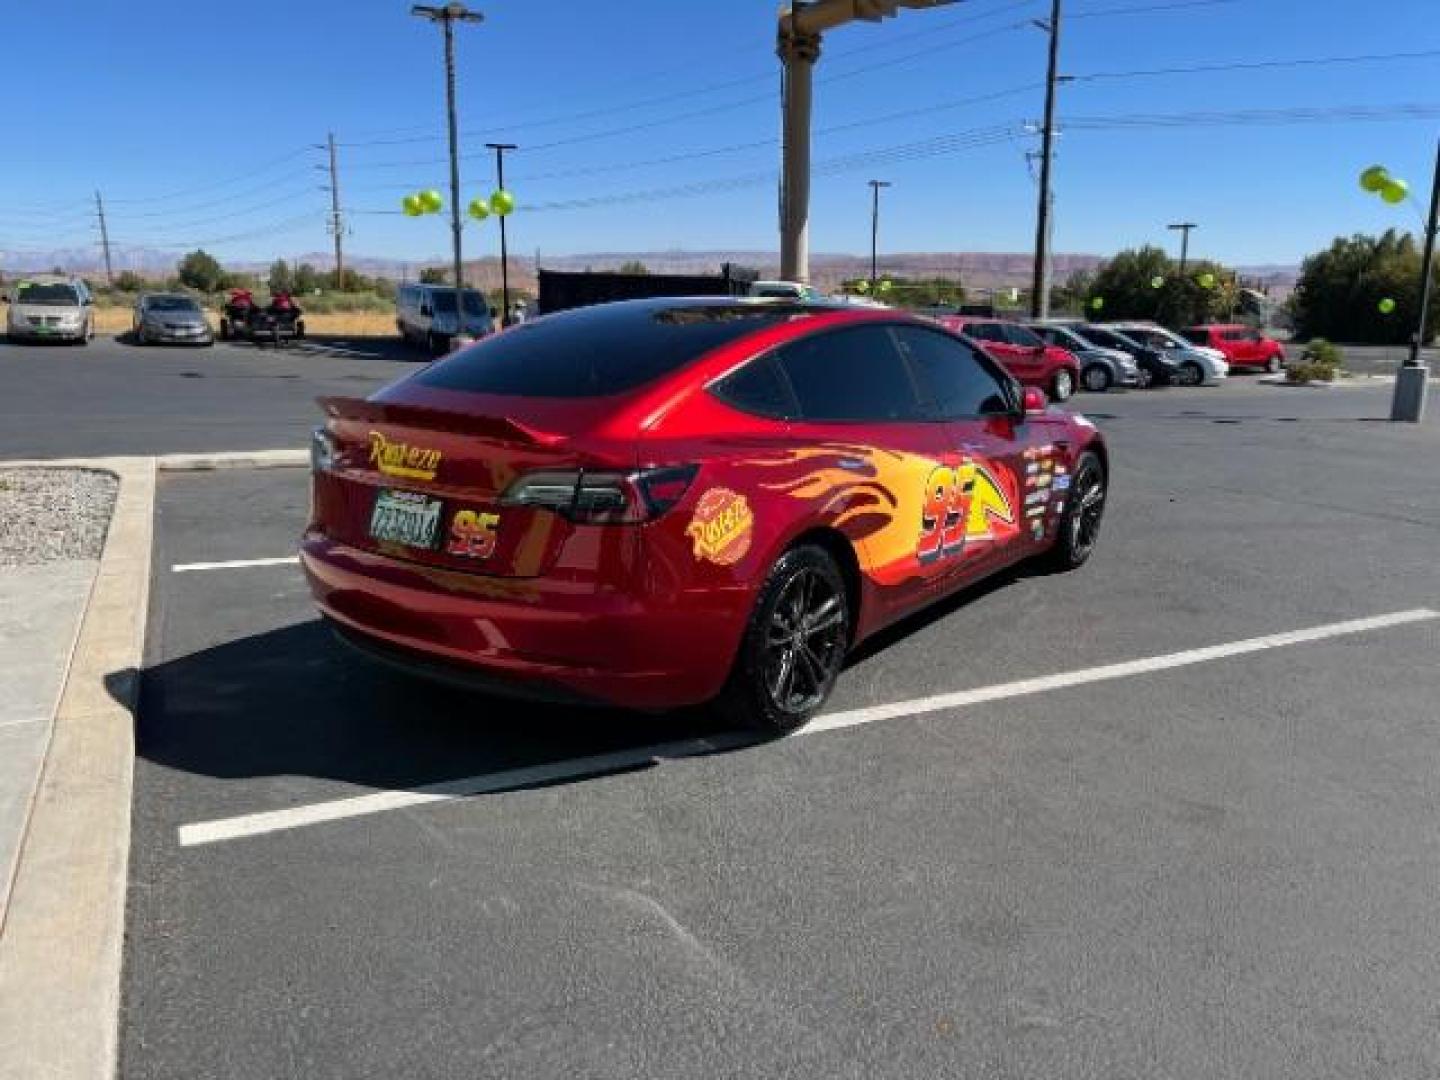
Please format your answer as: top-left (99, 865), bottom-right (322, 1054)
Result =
top-left (868, 179), bottom-right (891, 291)
top-left (412, 2), bottom-right (483, 317)
top-left (1391, 137), bottom-right (1439, 421)
top-left (1167, 221), bottom-right (1197, 277)
top-left (486, 142), bottom-right (517, 323)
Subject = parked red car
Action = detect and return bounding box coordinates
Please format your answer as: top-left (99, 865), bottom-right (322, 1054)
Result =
top-left (1181, 324), bottom-right (1285, 373)
top-left (302, 299), bottom-right (1108, 731)
top-left (937, 316), bottom-right (1081, 401)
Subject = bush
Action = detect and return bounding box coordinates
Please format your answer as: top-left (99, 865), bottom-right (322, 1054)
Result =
top-left (1300, 338), bottom-right (1343, 366)
top-left (1285, 361), bottom-right (1340, 384)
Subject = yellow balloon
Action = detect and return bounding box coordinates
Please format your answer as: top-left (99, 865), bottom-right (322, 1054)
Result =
top-left (1150, 275), bottom-right (1164, 289)
top-left (401, 194), bottom-right (423, 217)
top-left (419, 189), bottom-right (443, 213)
top-left (1359, 165), bottom-right (1389, 193)
top-left (1381, 178), bottom-right (1409, 204)
top-left (1090, 296), bottom-right (1104, 311)
top-left (1198, 272), bottom-right (1216, 289)
top-left (467, 198), bottom-right (490, 221)
top-left (1379, 297), bottom-right (1396, 314)
top-left (489, 189), bottom-right (516, 217)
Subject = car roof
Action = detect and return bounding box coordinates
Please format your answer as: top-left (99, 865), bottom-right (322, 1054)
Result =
top-left (141, 292), bottom-right (198, 301)
top-left (1188, 322), bottom-right (1244, 330)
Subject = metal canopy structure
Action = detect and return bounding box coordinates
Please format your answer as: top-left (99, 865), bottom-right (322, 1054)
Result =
top-left (777, 0), bottom-right (961, 283)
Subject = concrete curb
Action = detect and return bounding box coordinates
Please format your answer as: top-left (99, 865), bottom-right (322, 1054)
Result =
top-left (0, 456), bottom-right (155, 1080)
top-left (157, 448), bottom-right (307, 471)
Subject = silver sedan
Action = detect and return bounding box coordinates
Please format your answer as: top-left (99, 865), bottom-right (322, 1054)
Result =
top-left (133, 293), bottom-right (214, 346)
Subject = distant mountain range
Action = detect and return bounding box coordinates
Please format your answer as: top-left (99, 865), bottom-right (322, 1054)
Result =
top-left (0, 245), bottom-right (1299, 294)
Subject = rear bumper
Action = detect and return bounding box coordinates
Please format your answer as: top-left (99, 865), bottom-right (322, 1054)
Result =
top-left (301, 537), bottom-right (751, 710)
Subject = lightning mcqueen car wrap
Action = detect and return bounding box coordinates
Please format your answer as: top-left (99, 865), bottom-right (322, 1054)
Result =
top-left (302, 298), bottom-right (1108, 732)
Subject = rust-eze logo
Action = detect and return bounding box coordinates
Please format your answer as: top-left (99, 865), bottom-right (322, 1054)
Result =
top-left (368, 431), bottom-right (441, 481)
top-left (686, 487), bottom-right (754, 566)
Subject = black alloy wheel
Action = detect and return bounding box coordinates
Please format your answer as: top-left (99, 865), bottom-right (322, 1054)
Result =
top-left (721, 545), bottom-right (850, 734)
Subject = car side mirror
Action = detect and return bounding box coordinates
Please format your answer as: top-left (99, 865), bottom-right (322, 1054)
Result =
top-left (1021, 386), bottom-right (1048, 416)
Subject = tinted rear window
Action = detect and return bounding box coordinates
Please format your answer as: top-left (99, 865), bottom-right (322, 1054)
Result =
top-left (416, 303), bottom-right (805, 398)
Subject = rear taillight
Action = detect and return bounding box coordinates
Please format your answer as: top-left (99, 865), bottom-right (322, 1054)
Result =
top-left (501, 465), bottom-right (697, 524)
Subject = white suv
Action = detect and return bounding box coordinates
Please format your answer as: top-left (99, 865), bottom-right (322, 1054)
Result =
top-left (5, 274), bottom-right (95, 344)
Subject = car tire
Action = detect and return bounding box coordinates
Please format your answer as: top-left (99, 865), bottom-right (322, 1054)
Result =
top-left (1180, 361), bottom-right (1204, 386)
top-left (717, 544), bottom-right (850, 736)
top-left (1081, 365), bottom-right (1112, 393)
top-left (1045, 452), bottom-right (1106, 572)
top-left (296, 319), bottom-right (306, 340)
top-left (219, 319), bottom-right (230, 341)
top-left (1051, 368), bottom-right (1075, 401)
top-left (427, 332), bottom-right (450, 357)
top-left (134, 325), bottom-right (146, 345)
top-left (1265, 353), bottom-right (1282, 373)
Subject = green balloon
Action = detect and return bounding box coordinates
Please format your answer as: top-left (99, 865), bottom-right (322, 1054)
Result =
top-left (878, 279), bottom-right (893, 293)
top-left (401, 194), bottom-right (423, 217)
top-left (467, 197), bottom-right (490, 221)
top-left (1198, 272), bottom-right (1216, 289)
top-left (489, 189), bottom-right (516, 217)
top-left (854, 280), bottom-right (869, 293)
top-left (419, 189), bottom-right (443, 213)
top-left (1090, 296), bottom-right (1104, 311)
top-left (1379, 297), bottom-right (1396, 314)
top-left (1150, 275), bottom-right (1164, 289)
top-left (1359, 165), bottom-right (1390, 193)
top-left (1381, 178), bottom-right (1409, 204)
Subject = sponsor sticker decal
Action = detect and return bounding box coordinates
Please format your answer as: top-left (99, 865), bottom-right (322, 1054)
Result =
top-left (686, 487), bottom-right (754, 565)
top-left (1031, 519), bottom-right (1046, 540)
top-left (1025, 490), bottom-right (1049, 507)
top-left (1053, 474), bottom-right (1071, 491)
top-left (917, 459), bottom-right (1015, 563)
top-left (446, 509), bottom-right (501, 559)
top-left (368, 431), bottom-right (442, 481)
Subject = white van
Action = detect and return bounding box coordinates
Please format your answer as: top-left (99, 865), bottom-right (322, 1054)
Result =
top-left (396, 283), bottom-right (495, 355)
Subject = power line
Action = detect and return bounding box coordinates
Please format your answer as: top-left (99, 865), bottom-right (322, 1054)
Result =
top-left (1072, 48), bottom-right (1440, 82)
top-left (102, 146), bottom-right (318, 206)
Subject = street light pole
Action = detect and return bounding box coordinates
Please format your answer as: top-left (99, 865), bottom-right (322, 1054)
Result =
top-left (1029, 0), bottom-right (1062, 319)
top-left (1390, 136), bottom-right (1439, 421)
top-left (1168, 221), bottom-right (1196, 277)
top-left (868, 179), bottom-right (891, 291)
top-left (486, 142), bottom-right (517, 324)
top-left (412, 3), bottom-right (483, 325)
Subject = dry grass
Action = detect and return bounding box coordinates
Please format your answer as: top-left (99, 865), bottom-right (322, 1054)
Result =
top-left (2, 304), bottom-right (398, 339)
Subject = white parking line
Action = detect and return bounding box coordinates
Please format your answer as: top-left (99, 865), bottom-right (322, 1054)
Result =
top-left (175, 607), bottom-right (1438, 848)
top-left (172, 556), bottom-right (298, 573)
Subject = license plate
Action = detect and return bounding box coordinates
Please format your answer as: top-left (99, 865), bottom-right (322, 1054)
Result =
top-left (369, 489), bottom-right (443, 549)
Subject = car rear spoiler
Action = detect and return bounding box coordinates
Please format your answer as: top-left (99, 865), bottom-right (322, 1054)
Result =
top-left (316, 396), bottom-right (566, 447)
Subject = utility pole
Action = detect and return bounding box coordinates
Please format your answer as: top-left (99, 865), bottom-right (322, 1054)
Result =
top-left (1029, 0), bottom-right (1062, 318)
top-left (412, 2), bottom-right (484, 326)
top-left (1390, 136), bottom-right (1439, 422)
top-left (93, 191), bottom-right (114, 286)
top-left (486, 142), bottom-right (517, 324)
top-left (1168, 221), bottom-right (1197, 277)
top-left (326, 132), bottom-right (345, 290)
top-left (868, 179), bottom-right (891, 291)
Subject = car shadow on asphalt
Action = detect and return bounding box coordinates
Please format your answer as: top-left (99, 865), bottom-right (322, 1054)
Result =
top-left (128, 620), bottom-right (758, 797)
top-left (125, 561), bottom-right (1048, 797)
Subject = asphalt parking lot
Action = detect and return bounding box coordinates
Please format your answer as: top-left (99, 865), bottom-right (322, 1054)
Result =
top-left (121, 380), bottom-right (1440, 1078)
top-left (0, 334), bottom-right (418, 459)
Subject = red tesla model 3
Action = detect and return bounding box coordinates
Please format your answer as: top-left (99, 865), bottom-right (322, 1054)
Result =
top-left (302, 298), bottom-right (1108, 732)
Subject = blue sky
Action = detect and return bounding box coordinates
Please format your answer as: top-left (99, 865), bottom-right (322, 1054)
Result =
top-left (1, 0), bottom-right (1437, 269)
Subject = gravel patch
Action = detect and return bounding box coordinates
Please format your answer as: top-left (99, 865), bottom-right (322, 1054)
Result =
top-left (0, 468), bottom-right (118, 566)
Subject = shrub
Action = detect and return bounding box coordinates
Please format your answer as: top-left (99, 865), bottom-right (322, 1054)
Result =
top-left (1299, 337), bottom-right (1343, 366)
top-left (1285, 361), bottom-right (1339, 384)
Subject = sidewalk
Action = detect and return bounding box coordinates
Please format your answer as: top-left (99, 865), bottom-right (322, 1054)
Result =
top-left (0, 562), bottom-right (97, 925)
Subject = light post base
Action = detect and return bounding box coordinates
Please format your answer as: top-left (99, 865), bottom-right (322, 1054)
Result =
top-left (1389, 364), bottom-right (1429, 422)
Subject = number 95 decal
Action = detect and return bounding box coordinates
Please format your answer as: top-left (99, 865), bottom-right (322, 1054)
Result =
top-left (917, 461), bottom-right (1014, 563)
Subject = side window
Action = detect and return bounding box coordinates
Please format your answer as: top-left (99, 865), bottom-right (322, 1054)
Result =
top-left (1223, 329), bottom-right (1246, 341)
top-left (1241, 329), bottom-right (1261, 342)
top-left (893, 326), bottom-right (1010, 420)
top-left (774, 326), bottom-right (923, 422)
top-left (711, 355), bottom-right (797, 419)
top-left (1002, 323), bottom-right (1041, 348)
top-left (965, 322), bottom-right (1002, 343)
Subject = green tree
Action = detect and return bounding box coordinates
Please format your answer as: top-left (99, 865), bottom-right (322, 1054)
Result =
top-left (113, 270), bottom-right (146, 292)
top-left (371, 276), bottom-right (398, 301)
top-left (1290, 229), bottom-right (1437, 344)
top-left (419, 266), bottom-right (448, 284)
top-left (617, 260), bottom-right (649, 275)
top-left (293, 263), bottom-right (322, 294)
top-left (177, 250), bottom-right (225, 293)
top-left (1085, 246), bottom-right (1237, 326)
top-left (268, 259), bottom-right (293, 293)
